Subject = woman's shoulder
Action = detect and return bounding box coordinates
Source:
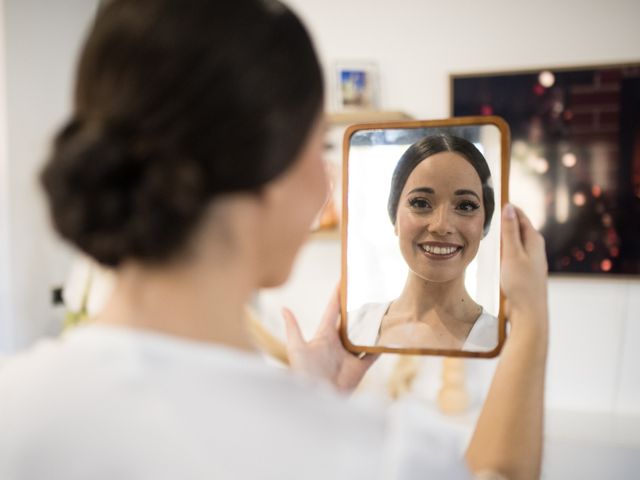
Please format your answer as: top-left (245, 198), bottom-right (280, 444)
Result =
top-left (463, 310), bottom-right (499, 352)
top-left (348, 301), bottom-right (390, 346)
top-left (350, 301), bottom-right (391, 322)
top-left (0, 325), bottom-right (472, 479)
top-left (474, 310), bottom-right (498, 328)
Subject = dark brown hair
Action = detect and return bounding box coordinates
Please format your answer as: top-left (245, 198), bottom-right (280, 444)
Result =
top-left (41, 0), bottom-right (323, 267)
top-left (387, 134), bottom-right (495, 235)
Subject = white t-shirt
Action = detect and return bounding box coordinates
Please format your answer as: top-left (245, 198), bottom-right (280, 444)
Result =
top-left (0, 324), bottom-right (472, 480)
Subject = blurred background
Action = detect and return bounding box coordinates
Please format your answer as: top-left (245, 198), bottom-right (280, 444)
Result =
top-left (0, 0), bottom-right (638, 477)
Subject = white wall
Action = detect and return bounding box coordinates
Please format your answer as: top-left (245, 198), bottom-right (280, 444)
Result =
top-left (0, 0), bottom-right (11, 351)
top-left (0, 0), bottom-right (98, 351)
top-left (280, 0), bottom-right (640, 415)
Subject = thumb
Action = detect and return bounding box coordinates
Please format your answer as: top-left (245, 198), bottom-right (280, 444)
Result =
top-left (501, 203), bottom-right (524, 258)
top-left (282, 307), bottom-right (306, 349)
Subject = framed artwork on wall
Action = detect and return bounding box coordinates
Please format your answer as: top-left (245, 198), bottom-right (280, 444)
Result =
top-left (332, 61), bottom-right (380, 112)
top-left (451, 63), bottom-right (640, 275)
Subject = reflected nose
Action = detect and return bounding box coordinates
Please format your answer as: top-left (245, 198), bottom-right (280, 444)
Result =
top-left (428, 205), bottom-right (454, 235)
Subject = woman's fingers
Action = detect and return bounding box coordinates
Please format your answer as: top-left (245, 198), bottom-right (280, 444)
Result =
top-left (500, 204), bottom-right (548, 319)
top-left (513, 206), bottom-right (547, 262)
top-left (501, 203), bottom-right (524, 258)
top-left (282, 307), bottom-right (306, 349)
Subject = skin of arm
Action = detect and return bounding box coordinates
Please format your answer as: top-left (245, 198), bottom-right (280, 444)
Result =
top-left (465, 204), bottom-right (549, 480)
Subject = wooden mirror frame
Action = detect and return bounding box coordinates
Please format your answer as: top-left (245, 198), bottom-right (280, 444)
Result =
top-left (339, 116), bottom-right (511, 358)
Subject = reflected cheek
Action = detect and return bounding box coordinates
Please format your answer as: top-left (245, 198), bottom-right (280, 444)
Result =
top-left (460, 221), bottom-right (484, 253)
top-left (396, 210), bottom-right (424, 237)
top-left (396, 216), bottom-right (426, 261)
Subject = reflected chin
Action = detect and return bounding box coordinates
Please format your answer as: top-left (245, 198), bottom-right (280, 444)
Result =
top-left (411, 248), bottom-right (468, 283)
top-left (414, 268), bottom-right (463, 284)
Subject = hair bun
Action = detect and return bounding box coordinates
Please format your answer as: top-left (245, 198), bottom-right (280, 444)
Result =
top-left (41, 118), bottom-right (206, 266)
top-left (42, 0), bottom-right (323, 267)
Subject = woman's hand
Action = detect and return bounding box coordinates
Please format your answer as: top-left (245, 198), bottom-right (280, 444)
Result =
top-left (500, 204), bottom-right (548, 333)
top-left (282, 288), bottom-right (378, 393)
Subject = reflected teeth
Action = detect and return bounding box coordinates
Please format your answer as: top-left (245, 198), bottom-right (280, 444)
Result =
top-left (421, 245), bottom-right (459, 255)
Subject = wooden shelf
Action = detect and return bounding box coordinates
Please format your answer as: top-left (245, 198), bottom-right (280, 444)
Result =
top-left (328, 111), bottom-right (412, 125)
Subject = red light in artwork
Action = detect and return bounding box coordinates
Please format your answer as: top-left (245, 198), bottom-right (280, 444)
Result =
top-left (585, 241), bottom-right (595, 252)
top-left (574, 250), bottom-right (585, 261)
top-left (563, 110), bottom-right (574, 121)
top-left (610, 246), bottom-right (620, 257)
top-left (480, 105), bottom-right (493, 116)
top-left (591, 185), bottom-right (602, 198)
top-left (601, 259), bottom-right (613, 272)
top-left (533, 83), bottom-right (545, 96)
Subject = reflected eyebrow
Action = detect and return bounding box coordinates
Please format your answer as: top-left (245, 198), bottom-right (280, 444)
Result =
top-left (407, 187), bottom-right (481, 201)
top-left (407, 187), bottom-right (435, 195)
top-left (455, 189), bottom-right (481, 200)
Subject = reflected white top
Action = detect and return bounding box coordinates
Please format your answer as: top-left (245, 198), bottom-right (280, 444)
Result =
top-left (0, 324), bottom-right (472, 480)
top-left (349, 302), bottom-right (498, 352)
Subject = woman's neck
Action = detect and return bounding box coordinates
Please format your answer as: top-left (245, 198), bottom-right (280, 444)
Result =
top-left (378, 272), bottom-right (481, 348)
top-left (393, 272), bottom-right (480, 325)
top-left (95, 256), bottom-right (257, 352)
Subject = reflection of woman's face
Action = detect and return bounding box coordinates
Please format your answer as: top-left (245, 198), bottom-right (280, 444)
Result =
top-left (395, 151), bottom-right (485, 283)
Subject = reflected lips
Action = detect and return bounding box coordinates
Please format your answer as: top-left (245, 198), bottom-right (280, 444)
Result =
top-left (418, 242), bottom-right (462, 260)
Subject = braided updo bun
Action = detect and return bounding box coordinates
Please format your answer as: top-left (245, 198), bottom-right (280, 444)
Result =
top-left (41, 0), bottom-right (323, 267)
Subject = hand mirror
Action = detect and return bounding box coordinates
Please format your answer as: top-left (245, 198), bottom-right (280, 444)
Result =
top-left (339, 117), bottom-right (510, 358)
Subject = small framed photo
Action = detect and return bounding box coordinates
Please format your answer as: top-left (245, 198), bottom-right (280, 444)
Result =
top-left (333, 61), bottom-right (380, 111)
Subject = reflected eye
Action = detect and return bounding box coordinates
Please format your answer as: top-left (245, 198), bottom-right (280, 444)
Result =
top-left (408, 197), bottom-right (431, 210)
top-left (457, 200), bottom-right (480, 212)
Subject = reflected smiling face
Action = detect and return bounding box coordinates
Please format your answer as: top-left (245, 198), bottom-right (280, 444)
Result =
top-left (395, 151), bottom-right (485, 283)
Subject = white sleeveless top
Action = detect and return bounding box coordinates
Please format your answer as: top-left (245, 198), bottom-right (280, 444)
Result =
top-left (348, 302), bottom-right (499, 352)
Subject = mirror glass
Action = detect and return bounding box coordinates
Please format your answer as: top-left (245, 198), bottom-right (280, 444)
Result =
top-left (341, 118), bottom-right (508, 357)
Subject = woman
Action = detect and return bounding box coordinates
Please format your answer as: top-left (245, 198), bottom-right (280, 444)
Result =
top-left (0, 0), bottom-right (549, 479)
top-left (350, 134), bottom-right (499, 351)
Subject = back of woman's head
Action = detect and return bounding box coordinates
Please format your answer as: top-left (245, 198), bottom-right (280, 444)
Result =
top-left (387, 134), bottom-right (495, 235)
top-left (41, 0), bottom-right (323, 267)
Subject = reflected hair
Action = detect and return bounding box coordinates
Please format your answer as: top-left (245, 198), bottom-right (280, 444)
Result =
top-left (387, 134), bottom-right (495, 235)
top-left (41, 0), bottom-right (323, 267)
